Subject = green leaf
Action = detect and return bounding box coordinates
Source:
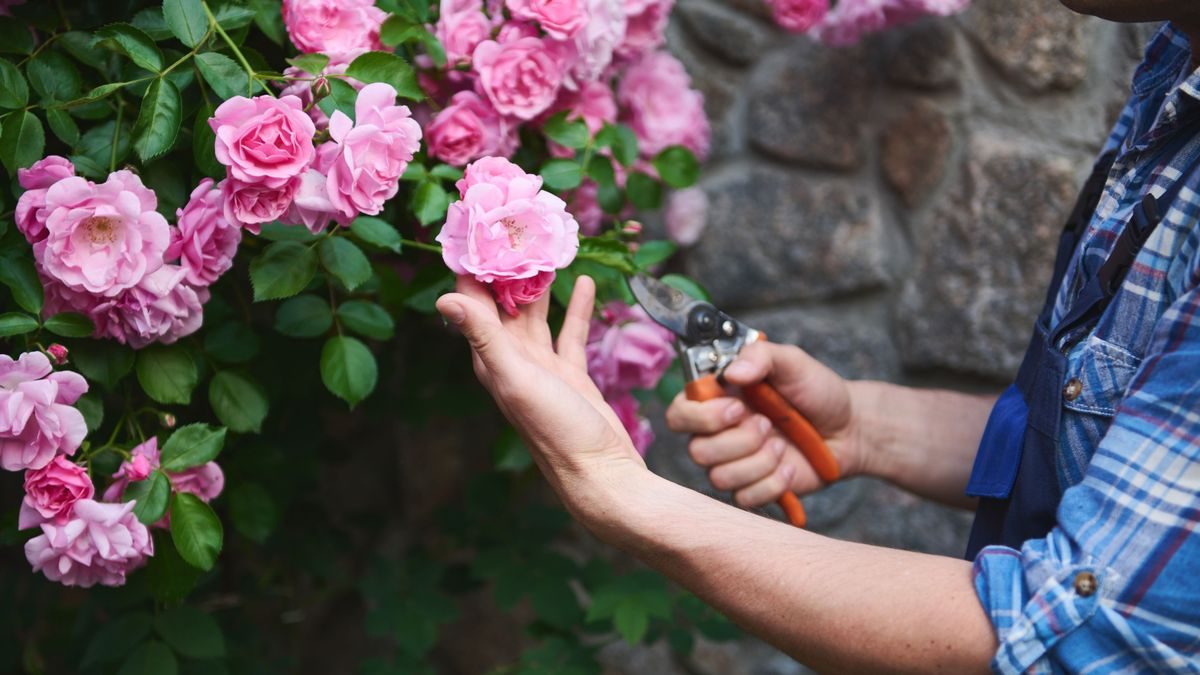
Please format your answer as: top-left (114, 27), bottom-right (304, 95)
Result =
top-left (249, 241), bottom-right (318, 301)
top-left (208, 371), bottom-right (268, 433)
top-left (45, 108), bottom-right (80, 146)
top-left (625, 171), bottom-right (662, 210)
top-left (286, 53), bottom-right (329, 74)
top-left (43, 312), bottom-right (94, 337)
top-left (597, 181), bottom-right (624, 215)
top-left (0, 110), bottom-right (45, 174)
top-left (0, 312), bottom-right (37, 337)
top-left (117, 641), bottom-right (178, 675)
top-left (274, 294), bottom-right (332, 337)
top-left (136, 345), bottom-right (197, 405)
top-left (316, 77), bottom-right (357, 121)
top-left (543, 111), bottom-right (589, 150)
top-left (320, 336), bottom-right (377, 407)
top-left (146, 531), bottom-right (203, 604)
top-left (492, 427), bottom-right (531, 472)
top-left (0, 58), bottom-right (27, 109)
top-left (661, 273), bottom-right (711, 302)
top-left (575, 237), bottom-right (635, 274)
top-left (212, 4), bottom-right (258, 30)
top-left (81, 612), bottom-right (153, 667)
top-left (319, 237), bottom-right (372, 291)
top-left (77, 393), bottom-right (105, 432)
top-left (132, 78), bottom-right (181, 161)
top-left (72, 341), bottom-right (134, 388)
top-left (540, 159), bottom-right (583, 191)
top-left (27, 50), bottom-right (82, 102)
top-left (337, 300), bottom-right (395, 340)
top-left (249, 0), bottom-right (286, 43)
top-left (161, 423), bottom-right (226, 471)
top-left (0, 18), bottom-right (33, 55)
top-left (59, 31), bottom-right (106, 65)
top-left (350, 216), bottom-right (402, 253)
top-left (195, 52), bottom-right (249, 99)
top-left (66, 81), bottom-right (132, 107)
top-left (411, 181), bottom-right (449, 226)
top-left (97, 24), bottom-right (165, 73)
top-left (125, 470), bottom-right (171, 525)
top-left (163, 0), bottom-right (209, 48)
top-left (401, 162), bottom-right (426, 182)
top-left (193, 101), bottom-right (222, 177)
top-left (429, 164), bottom-right (463, 181)
top-left (597, 123), bottom-right (638, 166)
top-left (78, 119), bottom-right (131, 168)
top-left (170, 493), bottom-right (223, 571)
top-left (633, 240), bottom-right (677, 269)
top-left (0, 251), bottom-right (42, 314)
top-left (203, 322), bottom-right (259, 364)
top-left (258, 220), bottom-right (319, 242)
top-left (155, 606), bottom-right (226, 659)
top-left (131, 8), bottom-right (172, 40)
top-left (653, 146), bottom-right (700, 189)
top-left (587, 154), bottom-right (616, 187)
top-left (229, 482), bottom-right (277, 543)
top-left (613, 603), bottom-right (650, 644)
top-left (379, 15), bottom-right (421, 47)
top-left (345, 51), bottom-right (423, 101)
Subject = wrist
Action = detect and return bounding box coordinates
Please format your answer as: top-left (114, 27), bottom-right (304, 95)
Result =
top-left (844, 380), bottom-right (913, 483)
top-left (560, 459), bottom-right (673, 549)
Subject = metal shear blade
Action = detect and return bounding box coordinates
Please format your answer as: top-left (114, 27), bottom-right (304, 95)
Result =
top-left (627, 274), bottom-right (703, 340)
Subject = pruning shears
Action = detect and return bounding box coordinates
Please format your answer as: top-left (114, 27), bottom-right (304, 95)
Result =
top-left (629, 274), bottom-right (840, 528)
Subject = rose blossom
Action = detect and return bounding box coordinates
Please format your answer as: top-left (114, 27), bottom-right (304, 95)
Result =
top-left (18, 456), bottom-right (94, 529)
top-left (166, 179), bottom-right (242, 287)
top-left (495, 20), bottom-right (540, 43)
top-left (549, 81), bottom-right (617, 135)
top-left (104, 438), bottom-right (224, 508)
top-left (563, 0), bottom-right (625, 87)
top-left (766, 0), bottom-right (827, 32)
top-left (436, 4), bottom-right (493, 66)
top-left (437, 158), bottom-right (579, 313)
top-left (281, 0), bottom-right (386, 57)
top-left (24, 499), bottom-right (153, 588)
top-left (325, 83), bottom-right (423, 219)
top-left (282, 164), bottom-right (341, 234)
top-left (45, 344), bottom-right (69, 366)
top-left (15, 155), bottom-right (75, 243)
top-left (665, 187), bottom-right (708, 246)
top-left (33, 171), bottom-right (170, 298)
top-left (492, 271), bottom-right (557, 316)
top-left (221, 176), bottom-right (300, 233)
top-left (473, 37), bottom-right (566, 120)
top-left (586, 301), bottom-right (675, 394)
top-left (427, 91), bottom-right (517, 167)
top-left (618, 51), bottom-right (710, 159)
top-left (506, 0), bottom-right (587, 40)
top-left (0, 352), bottom-right (88, 472)
top-left (568, 181), bottom-right (604, 236)
top-left (616, 0), bottom-right (671, 60)
top-left (812, 0), bottom-right (885, 46)
top-left (210, 94), bottom-right (316, 184)
top-left (610, 392), bottom-right (653, 456)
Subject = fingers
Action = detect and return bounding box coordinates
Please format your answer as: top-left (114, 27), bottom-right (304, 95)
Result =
top-left (721, 341), bottom-right (780, 386)
top-left (665, 391), bottom-right (746, 434)
top-left (733, 462), bottom-right (796, 509)
top-left (688, 414), bottom-right (772, 466)
top-left (436, 289), bottom-right (515, 378)
top-left (556, 275), bottom-right (595, 368)
top-left (708, 438), bottom-right (785, 491)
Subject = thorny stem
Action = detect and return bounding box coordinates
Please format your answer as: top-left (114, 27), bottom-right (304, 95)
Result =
top-left (203, 1), bottom-right (269, 97)
top-left (399, 238), bottom-right (442, 254)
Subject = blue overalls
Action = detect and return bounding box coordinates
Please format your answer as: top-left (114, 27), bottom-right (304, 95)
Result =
top-left (963, 151), bottom-right (1187, 559)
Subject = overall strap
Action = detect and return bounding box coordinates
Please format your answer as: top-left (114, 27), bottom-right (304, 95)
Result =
top-left (1039, 151), bottom-right (1119, 316)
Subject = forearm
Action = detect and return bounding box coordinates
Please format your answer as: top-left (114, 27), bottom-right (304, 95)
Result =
top-left (574, 468), bottom-right (997, 674)
top-left (850, 381), bottom-right (996, 509)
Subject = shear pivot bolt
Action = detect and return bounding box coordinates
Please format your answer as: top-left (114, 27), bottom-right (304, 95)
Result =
top-left (721, 320), bottom-right (735, 336)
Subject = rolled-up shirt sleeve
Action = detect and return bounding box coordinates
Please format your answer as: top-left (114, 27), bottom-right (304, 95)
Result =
top-left (972, 283), bottom-right (1200, 674)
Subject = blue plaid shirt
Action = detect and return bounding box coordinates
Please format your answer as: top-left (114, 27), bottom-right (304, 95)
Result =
top-left (972, 23), bottom-right (1200, 673)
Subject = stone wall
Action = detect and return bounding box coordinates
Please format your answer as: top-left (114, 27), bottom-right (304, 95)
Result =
top-left (610, 1), bottom-right (1154, 672)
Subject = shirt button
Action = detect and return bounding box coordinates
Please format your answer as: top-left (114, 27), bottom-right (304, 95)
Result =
top-left (1063, 378), bottom-right (1083, 401)
top-left (1074, 571), bottom-right (1098, 597)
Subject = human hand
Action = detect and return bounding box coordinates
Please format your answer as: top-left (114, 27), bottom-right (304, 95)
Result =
top-left (664, 342), bottom-right (863, 508)
top-left (435, 276), bottom-right (647, 508)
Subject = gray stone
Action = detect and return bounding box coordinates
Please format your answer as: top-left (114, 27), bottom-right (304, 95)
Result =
top-left (712, 0), bottom-right (773, 22)
top-left (686, 168), bottom-right (890, 309)
top-left (960, 0), bottom-right (1090, 92)
top-left (678, 0), bottom-right (773, 66)
top-left (881, 99), bottom-right (953, 208)
top-left (881, 18), bottom-right (961, 90)
top-left (746, 40), bottom-right (872, 170)
top-left (668, 25), bottom-right (743, 158)
top-left (897, 136), bottom-right (1081, 379)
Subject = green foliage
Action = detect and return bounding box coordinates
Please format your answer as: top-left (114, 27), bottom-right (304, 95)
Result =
top-left (154, 605), bottom-right (226, 659)
top-left (126, 470), bottom-right (172, 524)
top-left (136, 345), bottom-right (198, 405)
top-left (161, 423), bottom-right (226, 471)
top-left (170, 493), bottom-right (223, 571)
top-left (320, 335), bottom-right (377, 407)
top-left (250, 241), bottom-right (319, 301)
top-left (43, 311), bottom-right (95, 337)
top-left (346, 50), bottom-right (422, 101)
top-left (208, 371), bottom-right (269, 433)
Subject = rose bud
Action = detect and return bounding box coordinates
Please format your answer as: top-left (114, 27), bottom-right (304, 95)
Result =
top-left (45, 344), bottom-right (69, 366)
top-left (160, 412), bottom-right (177, 429)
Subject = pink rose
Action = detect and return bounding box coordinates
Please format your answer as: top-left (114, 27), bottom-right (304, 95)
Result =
top-left (45, 344), bottom-right (69, 366)
top-left (33, 171), bottom-right (169, 298)
top-left (766, 0), bottom-right (828, 32)
top-left (104, 438), bottom-right (224, 510)
top-left (549, 81), bottom-right (617, 135)
top-left (210, 95), bottom-right (316, 184)
top-left (812, 0), bottom-right (885, 45)
top-left (24, 499), bottom-right (153, 588)
top-left (165, 179), bottom-right (242, 287)
top-left (281, 165), bottom-right (341, 234)
top-left (506, 0), bottom-right (587, 40)
top-left (492, 270), bottom-right (557, 316)
top-left (610, 392), bottom-right (653, 456)
top-left (436, 6), bottom-right (493, 66)
top-left (665, 187), bottom-right (708, 246)
top-left (618, 51), bottom-right (710, 159)
top-left (567, 181), bottom-right (604, 236)
top-left (437, 157), bottom-right (579, 306)
top-left (221, 177), bottom-right (299, 233)
top-left (126, 453), bottom-right (153, 482)
top-left (49, 266), bottom-right (207, 349)
top-left (15, 155), bottom-right (75, 243)
top-left (281, 0), bottom-right (386, 58)
top-left (0, 0), bottom-right (26, 17)
top-left (473, 38), bottom-right (566, 120)
top-left (171, 463), bottom-right (225, 503)
top-left (427, 91), bottom-right (517, 167)
top-left (0, 352), bottom-right (88, 472)
top-left (495, 20), bottom-right (540, 43)
top-left (615, 0), bottom-right (671, 60)
top-left (586, 301), bottom-right (675, 394)
top-left (563, 0), bottom-right (625, 87)
top-left (18, 456), bottom-right (94, 529)
top-left (325, 83), bottom-right (423, 219)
